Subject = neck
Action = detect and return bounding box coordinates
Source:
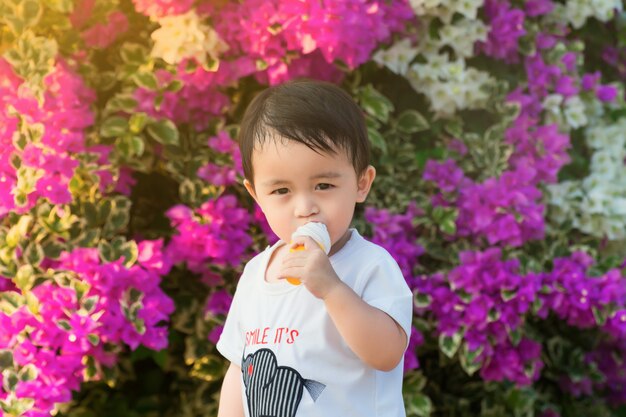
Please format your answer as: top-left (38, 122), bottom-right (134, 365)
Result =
top-left (329, 229), bottom-right (352, 256)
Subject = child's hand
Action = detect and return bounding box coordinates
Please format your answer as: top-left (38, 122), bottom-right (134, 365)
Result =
top-left (279, 236), bottom-right (341, 299)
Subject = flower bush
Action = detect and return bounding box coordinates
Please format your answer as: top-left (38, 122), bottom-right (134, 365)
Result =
top-left (1, 0), bottom-right (626, 416)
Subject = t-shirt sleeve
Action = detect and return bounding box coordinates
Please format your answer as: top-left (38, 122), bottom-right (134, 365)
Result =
top-left (358, 251), bottom-right (413, 348)
top-left (216, 266), bottom-right (251, 367)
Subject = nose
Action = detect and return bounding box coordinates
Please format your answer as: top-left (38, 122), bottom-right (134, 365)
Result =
top-left (294, 193), bottom-right (319, 218)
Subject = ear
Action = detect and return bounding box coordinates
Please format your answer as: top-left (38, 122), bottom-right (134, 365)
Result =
top-left (356, 165), bottom-right (376, 203)
top-left (244, 179), bottom-right (260, 205)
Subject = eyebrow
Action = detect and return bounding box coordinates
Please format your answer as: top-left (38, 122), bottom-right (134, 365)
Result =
top-left (260, 172), bottom-right (343, 187)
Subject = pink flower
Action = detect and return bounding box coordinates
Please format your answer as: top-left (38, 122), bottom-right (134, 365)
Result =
top-left (81, 11), bottom-right (129, 48)
top-left (132, 0), bottom-right (194, 18)
top-left (205, 290), bottom-right (233, 316)
top-left (197, 163), bottom-right (238, 186)
top-left (137, 239), bottom-right (173, 275)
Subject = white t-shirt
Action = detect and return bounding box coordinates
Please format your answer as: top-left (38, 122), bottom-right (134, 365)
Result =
top-left (217, 229), bottom-right (413, 417)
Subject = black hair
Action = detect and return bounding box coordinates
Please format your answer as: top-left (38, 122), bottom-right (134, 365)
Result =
top-left (238, 79), bottom-right (370, 185)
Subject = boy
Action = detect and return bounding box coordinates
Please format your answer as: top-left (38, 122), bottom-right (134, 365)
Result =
top-left (216, 79), bottom-right (413, 417)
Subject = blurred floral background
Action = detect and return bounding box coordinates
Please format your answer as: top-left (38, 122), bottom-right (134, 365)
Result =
top-left (1, 0), bottom-right (626, 416)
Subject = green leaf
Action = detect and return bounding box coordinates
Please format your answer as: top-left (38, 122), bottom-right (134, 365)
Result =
top-left (2, 370), bottom-right (19, 393)
top-left (14, 264), bottom-right (35, 291)
top-left (439, 332), bottom-right (462, 358)
top-left (592, 307), bottom-right (606, 326)
top-left (439, 218), bottom-right (456, 235)
top-left (42, 239), bottom-right (65, 259)
top-left (414, 292), bottom-right (432, 308)
top-left (82, 295), bottom-right (99, 314)
top-left (100, 116), bottom-right (128, 138)
top-left (88, 334), bottom-right (100, 346)
top-left (82, 202), bottom-right (98, 226)
top-left (98, 199), bottom-right (112, 223)
top-left (459, 343), bottom-right (483, 376)
top-left (73, 280), bottom-right (90, 302)
top-left (2, 397), bottom-right (35, 415)
top-left (41, 0), bottom-right (74, 12)
top-left (0, 350), bottom-right (13, 368)
top-left (130, 135), bottom-right (145, 156)
top-left (104, 93), bottom-right (138, 115)
top-left (133, 72), bottom-right (158, 90)
top-left (501, 288), bottom-right (517, 302)
top-left (147, 119), bottom-right (180, 146)
top-left (107, 211), bottom-right (129, 233)
top-left (165, 80), bottom-right (183, 92)
top-left (18, 0), bottom-right (42, 29)
top-left (6, 215), bottom-right (32, 247)
top-left (24, 242), bottom-right (44, 266)
top-left (415, 148), bottom-right (445, 170)
top-left (120, 43), bottom-right (147, 64)
top-left (443, 119), bottom-right (463, 138)
top-left (134, 318), bottom-right (146, 335)
top-left (3, 16), bottom-right (25, 36)
top-left (359, 85), bottom-right (394, 123)
top-left (98, 240), bottom-right (117, 263)
top-left (487, 308), bottom-right (500, 322)
top-left (128, 112), bottom-right (149, 133)
top-left (407, 393), bottom-right (432, 417)
top-left (367, 126), bottom-right (387, 154)
top-left (18, 364), bottom-right (38, 382)
top-left (120, 240), bottom-right (139, 268)
top-left (396, 110), bottom-right (429, 134)
top-left (57, 319), bottom-right (71, 331)
top-left (432, 206), bottom-right (458, 235)
top-left (508, 327), bottom-right (522, 346)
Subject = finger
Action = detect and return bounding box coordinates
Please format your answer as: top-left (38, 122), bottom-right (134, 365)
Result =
top-left (277, 267), bottom-right (303, 281)
top-left (281, 257), bottom-right (306, 268)
top-left (289, 236), bottom-right (316, 250)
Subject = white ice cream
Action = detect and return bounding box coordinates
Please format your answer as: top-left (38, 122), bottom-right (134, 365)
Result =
top-left (291, 222), bottom-right (331, 254)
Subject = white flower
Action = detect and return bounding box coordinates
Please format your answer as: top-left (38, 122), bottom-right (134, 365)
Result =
top-left (563, 95), bottom-right (588, 129)
top-left (592, 0), bottom-right (623, 21)
top-left (409, 0), bottom-right (483, 23)
top-left (455, 0), bottom-right (483, 20)
top-left (564, 0), bottom-right (622, 29)
top-left (547, 116), bottom-right (626, 240)
top-left (407, 54), bottom-right (493, 117)
top-left (436, 19), bottom-right (488, 57)
top-left (372, 38), bottom-right (418, 76)
top-left (542, 94), bottom-right (564, 113)
top-left (409, 0), bottom-right (444, 16)
top-left (150, 9), bottom-right (228, 66)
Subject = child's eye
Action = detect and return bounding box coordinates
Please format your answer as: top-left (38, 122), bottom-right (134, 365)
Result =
top-left (271, 188), bottom-right (289, 195)
top-left (316, 183), bottom-right (334, 190)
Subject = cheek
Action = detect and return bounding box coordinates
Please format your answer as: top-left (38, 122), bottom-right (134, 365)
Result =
top-left (325, 201), bottom-right (355, 242)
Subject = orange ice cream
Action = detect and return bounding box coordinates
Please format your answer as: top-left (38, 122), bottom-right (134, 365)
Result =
top-left (286, 222), bottom-right (331, 285)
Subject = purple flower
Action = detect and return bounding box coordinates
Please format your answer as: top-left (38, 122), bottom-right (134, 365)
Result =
top-left (423, 159), bottom-right (468, 194)
top-left (365, 202), bottom-right (424, 279)
top-left (554, 75), bottom-right (578, 97)
top-left (535, 33), bottom-right (557, 50)
top-left (505, 116), bottom-right (571, 184)
top-left (525, 0), bottom-right (554, 17)
top-left (582, 71), bottom-right (601, 90)
top-left (479, 0), bottom-right (526, 63)
top-left (209, 325), bottom-right (224, 344)
top-left (404, 327), bottom-right (424, 372)
top-left (596, 85), bottom-right (618, 102)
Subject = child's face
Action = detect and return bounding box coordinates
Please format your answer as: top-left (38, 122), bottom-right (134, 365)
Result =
top-left (244, 138), bottom-right (375, 250)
